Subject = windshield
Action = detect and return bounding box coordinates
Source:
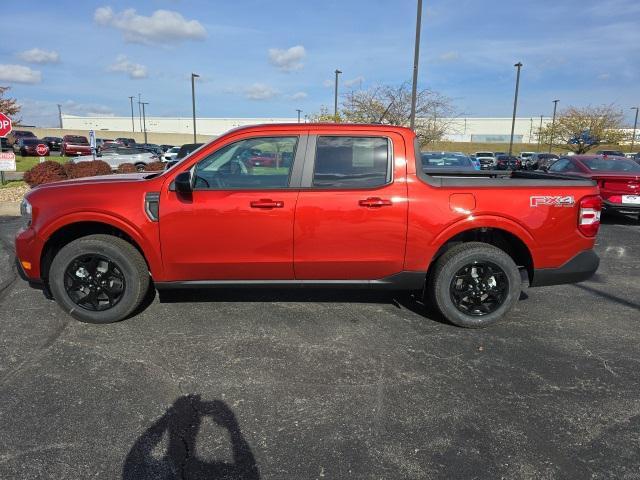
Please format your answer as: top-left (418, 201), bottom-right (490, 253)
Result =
top-left (23, 139), bottom-right (40, 145)
top-left (476, 152), bottom-right (493, 157)
top-left (66, 136), bottom-right (89, 144)
top-left (582, 158), bottom-right (640, 172)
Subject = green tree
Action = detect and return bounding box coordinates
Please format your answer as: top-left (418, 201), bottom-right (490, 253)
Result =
top-left (536, 105), bottom-right (627, 154)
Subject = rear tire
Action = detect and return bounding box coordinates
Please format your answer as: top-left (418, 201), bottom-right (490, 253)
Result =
top-left (49, 234), bottom-right (150, 324)
top-left (135, 162), bottom-right (146, 172)
top-left (427, 242), bottom-right (521, 328)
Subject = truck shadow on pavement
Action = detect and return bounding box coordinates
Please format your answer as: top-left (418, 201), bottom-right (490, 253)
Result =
top-left (122, 395), bottom-right (260, 480)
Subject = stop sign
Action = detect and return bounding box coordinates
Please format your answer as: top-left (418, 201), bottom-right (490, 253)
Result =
top-left (36, 144), bottom-right (49, 156)
top-left (0, 112), bottom-right (11, 137)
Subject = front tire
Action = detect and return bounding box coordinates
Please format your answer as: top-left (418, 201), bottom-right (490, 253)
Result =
top-left (427, 242), bottom-right (521, 328)
top-left (49, 234), bottom-right (150, 323)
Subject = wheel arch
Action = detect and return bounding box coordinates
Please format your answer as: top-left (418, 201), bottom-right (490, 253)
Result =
top-left (40, 215), bottom-right (160, 282)
top-left (427, 221), bottom-right (536, 283)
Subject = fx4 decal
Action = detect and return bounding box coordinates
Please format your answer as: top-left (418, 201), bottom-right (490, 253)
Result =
top-left (530, 195), bottom-right (575, 207)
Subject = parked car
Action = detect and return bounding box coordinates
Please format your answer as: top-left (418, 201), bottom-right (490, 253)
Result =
top-left (42, 136), bottom-right (62, 151)
top-left (495, 155), bottom-right (521, 170)
top-left (95, 138), bottom-right (114, 151)
top-left (61, 135), bottom-right (91, 156)
top-left (519, 151), bottom-right (536, 169)
top-left (134, 143), bottom-right (163, 155)
top-left (596, 150), bottom-right (625, 157)
top-left (474, 152), bottom-right (497, 169)
top-left (162, 146), bottom-right (181, 162)
top-left (6, 130), bottom-right (36, 147)
top-left (0, 138), bottom-right (8, 152)
top-left (531, 153), bottom-right (560, 171)
top-left (493, 151), bottom-right (507, 157)
top-left (115, 137), bottom-right (136, 147)
top-left (16, 124), bottom-right (602, 328)
top-left (74, 147), bottom-right (158, 171)
top-left (176, 143), bottom-right (204, 159)
top-left (624, 153), bottom-right (637, 159)
top-left (160, 144), bottom-right (174, 153)
top-left (548, 155), bottom-right (640, 217)
top-left (421, 152), bottom-right (478, 170)
top-left (14, 138), bottom-right (49, 157)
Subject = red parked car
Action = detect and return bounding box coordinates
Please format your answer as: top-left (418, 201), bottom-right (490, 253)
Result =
top-left (61, 135), bottom-right (91, 156)
top-left (548, 155), bottom-right (640, 217)
top-left (16, 124), bottom-right (602, 328)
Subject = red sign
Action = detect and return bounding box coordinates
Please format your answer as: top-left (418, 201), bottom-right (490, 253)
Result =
top-left (36, 143), bottom-right (49, 156)
top-left (0, 113), bottom-right (11, 137)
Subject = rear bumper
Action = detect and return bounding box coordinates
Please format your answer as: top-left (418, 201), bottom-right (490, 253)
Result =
top-left (602, 199), bottom-right (640, 214)
top-left (530, 249), bottom-right (600, 287)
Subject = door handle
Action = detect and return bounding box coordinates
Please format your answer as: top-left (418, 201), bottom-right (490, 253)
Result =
top-left (358, 197), bottom-right (392, 208)
top-left (250, 199), bottom-right (284, 209)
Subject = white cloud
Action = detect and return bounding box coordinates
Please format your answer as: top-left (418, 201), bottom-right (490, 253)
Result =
top-left (94, 6), bottom-right (207, 45)
top-left (245, 83), bottom-right (278, 100)
top-left (344, 76), bottom-right (365, 88)
top-left (439, 51), bottom-right (460, 62)
top-left (0, 64), bottom-right (41, 84)
top-left (19, 99), bottom-right (115, 127)
top-left (322, 79), bottom-right (333, 88)
top-left (268, 45), bottom-right (306, 72)
top-left (288, 92), bottom-right (308, 100)
top-left (107, 55), bottom-right (148, 79)
top-left (17, 48), bottom-right (60, 64)
top-left (597, 73), bottom-right (611, 81)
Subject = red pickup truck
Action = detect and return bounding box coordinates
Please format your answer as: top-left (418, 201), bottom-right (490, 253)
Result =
top-left (15, 124), bottom-right (602, 328)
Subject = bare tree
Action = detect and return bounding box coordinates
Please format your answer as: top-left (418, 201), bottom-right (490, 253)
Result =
top-left (0, 86), bottom-right (21, 121)
top-left (536, 105), bottom-right (627, 154)
top-left (310, 82), bottom-right (458, 143)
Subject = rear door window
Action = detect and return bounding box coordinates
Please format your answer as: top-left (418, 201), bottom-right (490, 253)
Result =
top-left (312, 136), bottom-right (390, 188)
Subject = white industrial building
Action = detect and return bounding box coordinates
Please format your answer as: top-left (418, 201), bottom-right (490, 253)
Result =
top-left (61, 114), bottom-right (553, 143)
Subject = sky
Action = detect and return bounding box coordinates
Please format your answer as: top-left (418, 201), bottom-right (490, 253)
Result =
top-left (1, 0), bottom-right (639, 127)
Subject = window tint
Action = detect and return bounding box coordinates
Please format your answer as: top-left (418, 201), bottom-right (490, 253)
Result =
top-left (194, 136), bottom-right (297, 189)
top-left (313, 136), bottom-right (390, 188)
top-left (549, 159), bottom-right (570, 172)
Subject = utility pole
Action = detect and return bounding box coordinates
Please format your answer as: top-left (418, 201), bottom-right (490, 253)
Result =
top-left (537, 115), bottom-right (543, 151)
top-left (140, 102), bottom-right (149, 145)
top-left (191, 73), bottom-right (199, 143)
top-left (128, 96), bottom-right (135, 132)
top-left (138, 93), bottom-right (142, 132)
top-left (57, 104), bottom-right (63, 129)
top-left (548, 99), bottom-right (559, 153)
top-left (508, 62), bottom-right (523, 156)
top-left (334, 69), bottom-right (342, 120)
top-left (296, 109), bottom-right (302, 123)
top-left (410, 0), bottom-right (423, 130)
top-left (630, 107), bottom-right (639, 152)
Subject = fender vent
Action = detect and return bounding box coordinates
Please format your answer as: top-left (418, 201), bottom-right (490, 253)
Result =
top-left (145, 192), bottom-right (160, 222)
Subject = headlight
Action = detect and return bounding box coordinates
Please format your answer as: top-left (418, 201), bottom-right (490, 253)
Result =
top-left (20, 198), bottom-right (32, 224)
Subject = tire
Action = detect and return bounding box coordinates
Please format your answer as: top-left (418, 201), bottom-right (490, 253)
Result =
top-left (49, 234), bottom-right (150, 324)
top-left (427, 242), bottom-right (521, 328)
top-left (135, 163), bottom-right (146, 172)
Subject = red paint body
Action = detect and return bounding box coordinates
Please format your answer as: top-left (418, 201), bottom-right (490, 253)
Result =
top-left (16, 124), bottom-right (601, 284)
top-left (61, 135), bottom-right (91, 156)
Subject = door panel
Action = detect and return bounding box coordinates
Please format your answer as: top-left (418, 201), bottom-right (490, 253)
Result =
top-left (294, 132), bottom-right (408, 280)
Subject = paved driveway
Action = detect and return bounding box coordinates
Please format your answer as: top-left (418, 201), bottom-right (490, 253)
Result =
top-left (0, 215), bottom-right (638, 479)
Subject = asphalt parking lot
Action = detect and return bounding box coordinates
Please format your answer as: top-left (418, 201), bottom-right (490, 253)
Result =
top-left (0, 215), bottom-right (639, 479)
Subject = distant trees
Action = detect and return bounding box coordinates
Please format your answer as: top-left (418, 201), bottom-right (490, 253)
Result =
top-left (0, 86), bottom-right (21, 120)
top-left (536, 105), bottom-right (627, 154)
top-left (310, 82), bottom-right (458, 144)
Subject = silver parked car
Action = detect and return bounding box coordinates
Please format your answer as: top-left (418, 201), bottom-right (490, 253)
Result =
top-left (74, 147), bottom-right (158, 171)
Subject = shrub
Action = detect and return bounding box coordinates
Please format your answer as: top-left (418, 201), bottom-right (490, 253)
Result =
top-left (116, 163), bottom-right (138, 174)
top-left (23, 161), bottom-right (67, 187)
top-left (66, 160), bottom-right (113, 179)
top-left (144, 161), bottom-right (165, 172)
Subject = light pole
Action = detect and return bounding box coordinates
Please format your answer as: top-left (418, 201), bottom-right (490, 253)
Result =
top-left (334, 69), bottom-right (342, 120)
top-left (296, 109), bottom-right (302, 123)
top-left (508, 62), bottom-right (523, 156)
top-left (57, 104), bottom-right (63, 129)
top-left (137, 93), bottom-right (142, 132)
top-left (548, 99), bottom-right (559, 153)
top-left (191, 73), bottom-right (199, 143)
top-left (128, 96), bottom-right (135, 132)
top-left (140, 102), bottom-right (149, 145)
top-left (630, 107), bottom-right (639, 152)
top-left (410, 0), bottom-right (423, 130)
top-left (537, 115), bottom-right (543, 151)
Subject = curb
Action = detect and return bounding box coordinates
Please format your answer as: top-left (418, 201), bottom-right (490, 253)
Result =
top-left (0, 202), bottom-right (20, 216)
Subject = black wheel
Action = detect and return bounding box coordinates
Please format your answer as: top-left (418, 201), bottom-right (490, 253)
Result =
top-left (49, 234), bottom-right (150, 323)
top-left (427, 242), bottom-right (521, 328)
top-left (135, 163), bottom-right (146, 172)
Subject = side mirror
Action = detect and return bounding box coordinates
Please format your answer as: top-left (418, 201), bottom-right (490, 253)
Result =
top-left (174, 171), bottom-right (192, 193)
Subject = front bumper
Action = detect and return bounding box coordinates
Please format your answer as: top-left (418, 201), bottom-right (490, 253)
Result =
top-left (530, 249), bottom-right (600, 287)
